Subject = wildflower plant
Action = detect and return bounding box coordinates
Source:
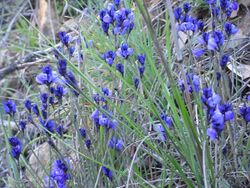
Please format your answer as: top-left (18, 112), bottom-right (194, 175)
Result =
top-left (1, 0), bottom-right (250, 187)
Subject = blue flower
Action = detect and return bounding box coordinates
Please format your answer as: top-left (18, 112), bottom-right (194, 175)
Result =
top-left (207, 127), bottom-right (217, 140)
top-left (58, 31), bottom-right (71, 46)
top-left (85, 139), bottom-right (91, 149)
top-left (152, 124), bottom-right (167, 142)
top-left (160, 113), bottom-right (173, 128)
top-left (201, 87), bottom-right (213, 104)
top-left (40, 119), bottom-right (55, 133)
top-left (224, 22), bottom-right (238, 36)
top-left (174, 7), bottom-right (182, 21)
top-left (56, 125), bottom-right (64, 137)
top-left (211, 109), bottom-right (224, 131)
top-left (113, 8), bottom-right (134, 35)
top-left (139, 66), bottom-right (145, 77)
top-left (8, 137), bottom-right (22, 159)
top-left (193, 48), bottom-right (205, 58)
top-left (183, 3), bottom-right (191, 13)
top-left (32, 104), bottom-right (40, 116)
top-left (116, 63), bottom-right (124, 76)
top-left (137, 54), bottom-right (146, 65)
top-left (19, 120), bottom-right (27, 131)
top-left (197, 20), bottom-right (204, 31)
top-left (49, 159), bottom-right (71, 188)
top-left (179, 22), bottom-right (196, 32)
top-left (58, 59), bottom-right (67, 76)
top-left (207, 94), bottom-right (221, 109)
top-left (40, 93), bottom-right (48, 104)
top-left (219, 103), bottom-right (234, 121)
top-left (108, 137), bottom-right (123, 151)
top-left (69, 46), bottom-right (75, 56)
top-left (55, 85), bottom-right (67, 101)
top-left (102, 166), bottom-right (113, 181)
top-left (220, 54), bottom-right (229, 68)
top-left (117, 43), bottom-right (133, 59)
top-left (134, 77), bottom-right (139, 89)
top-left (114, 0), bottom-right (120, 7)
top-left (239, 104), bottom-right (250, 123)
top-left (79, 128), bottom-right (86, 138)
top-left (24, 99), bottom-right (32, 112)
top-left (36, 65), bottom-right (59, 85)
top-left (102, 50), bottom-right (116, 66)
top-left (3, 100), bottom-right (16, 116)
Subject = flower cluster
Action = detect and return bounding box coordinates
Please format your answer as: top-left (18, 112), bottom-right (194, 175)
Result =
top-left (99, 2), bottom-right (134, 35)
top-left (8, 137), bottom-right (22, 160)
top-left (48, 159), bottom-right (71, 188)
top-left (102, 166), bottom-right (113, 181)
top-left (192, 0), bottom-right (238, 70)
top-left (91, 87), bottom-right (118, 130)
top-left (206, 0), bottom-right (238, 18)
top-left (108, 137), bottom-right (123, 151)
top-left (179, 73), bottom-right (200, 93)
top-left (239, 104), bottom-right (250, 124)
top-left (174, 3), bottom-right (204, 33)
top-left (201, 88), bottom-right (234, 140)
top-left (3, 100), bottom-right (16, 116)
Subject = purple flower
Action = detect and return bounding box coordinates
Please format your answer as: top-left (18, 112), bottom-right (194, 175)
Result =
top-left (212, 7), bottom-right (220, 17)
top-left (69, 46), bottom-right (75, 56)
top-left (58, 59), bottom-right (67, 76)
top-left (152, 124), bottom-right (167, 142)
top-left (207, 128), bottom-right (217, 140)
top-left (55, 85), bottom-right (67, 101)
top-left (40, 93), bottom-right (48, 104)
top-left (19, 120), bottom-right (27, 131)
top-left (117, 43), bottom-right (133, 59)
top-left (85, 139), bottom-right (91, 149)
top-left (108, 137), bottom-right (123, 151)
top-left (36, 65), bottom-right (59, 85)
top-left (116, 63), bottom-right (124, 75)
top-left (137, 54), bottom-right (146, 65)
top-left (49, 159), bottom-right (71, 188)
top-left (102, 166), bottom-right (113, 181)
top-left (40, 119), bottom-right (55, 133)
top-left (139, 66), bottom-right (145, 77)
top-left (58, 31), bottom-right (71, 46)
top-left (197, 20), bottom-right (204, 31)
top-left (8, 137), bottom-right (22, 159)
top-left (113, 8), bottom-right (134, 35)
top-left (24, 99), bottom-right (32, 112)
top-left (207, 94), bottom-right (221, 108)
top-left (174, 7), bottom-right (182, 21)
top-left (224, 22), bottom-right (238, 36)
top-left (219, 103), bottom-right (234, 121)
top-left (134, 77), bottom-right (139, 89)
top-left (239, 104), bottom-right (250, 123)
top-left (102, 87), bottom-right (112, 97)
top-left (183, 3), bottom-right (191, 13)
top-left (79, 128), bottom-right (86, 138)
top-left (220, 54), bottom-right (229, 68)
top-left (56, 125), bottom-right (64, 137)
top-left (32, 104), bottom-right (40, 116)
top-left (207, 35), bottom-right (218, 51)
top-left (160, 113), bottom-right (173, 128)
top-left (3, 100), bottom-right (16, 116)
top-left (114, 0), bottom-right (120, 6)
top-left (193, 48), bottom-right (205, 58)
top-left (179, 22), bottom-right (196, 32)
top-left (212, 109), bottom-right (224, 131)
top-left (102, 50), bottom-right (116, 66)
